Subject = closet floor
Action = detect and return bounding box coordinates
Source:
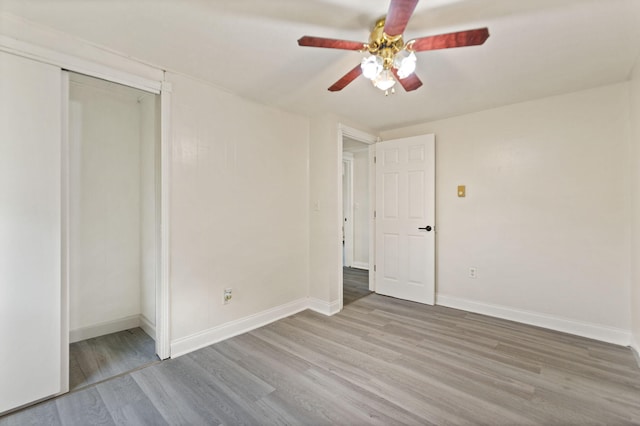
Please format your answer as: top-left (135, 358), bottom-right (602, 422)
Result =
top-left (70, 327), bottom-right (159, 391)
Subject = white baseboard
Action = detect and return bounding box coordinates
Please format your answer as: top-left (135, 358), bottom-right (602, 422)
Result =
top-left (351, 262), bottom-right (369, 271)
top-left (170, 297), bottom-right (309, 358)
top-left (140, 315), bottom-right (156, 341)
top-left (308, 297), bottom-right (341, 316)
top-left (69, 314), bottom-right (141, 343)
top-left (437, 295), bottom-right (631, 347)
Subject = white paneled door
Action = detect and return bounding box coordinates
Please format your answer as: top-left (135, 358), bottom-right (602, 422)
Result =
top-left (0, 52), bottom-right (63, 413)
top-left (375, 134), bottom-right (435, 304)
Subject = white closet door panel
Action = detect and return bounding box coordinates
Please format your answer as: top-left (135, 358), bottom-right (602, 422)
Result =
top-left (0, 51), bottom-right (62, 413)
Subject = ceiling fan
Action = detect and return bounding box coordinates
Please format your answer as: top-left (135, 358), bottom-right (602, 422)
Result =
top-left (297, 0), bottom-right (489, 95)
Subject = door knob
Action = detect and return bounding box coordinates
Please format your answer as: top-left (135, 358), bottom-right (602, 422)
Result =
top-left (418, 226), bottom-right (432, 232)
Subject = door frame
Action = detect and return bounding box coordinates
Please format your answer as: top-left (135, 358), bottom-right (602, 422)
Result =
top-left (342, 152), bottom-right (354, 268)
top-left (337, 124), bottom-right (377, 311)
top-left (61, 74), bottom-right (171, 366)
top-left (60, 71), bottom-right (70, 394)
top-left (1, 37), bottom-right (171, 402)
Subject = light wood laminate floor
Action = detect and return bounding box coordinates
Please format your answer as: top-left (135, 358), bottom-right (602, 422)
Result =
top-left (3, 294), bottom-right (640, 425)
top-left (343, 267), bottom-right (372, 306)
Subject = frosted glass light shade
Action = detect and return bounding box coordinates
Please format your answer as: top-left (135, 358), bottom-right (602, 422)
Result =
top-left (361, 55), bottom-right (383, 80)
top-left (373, 69), bottom-right (396, 91)
top-left (394, 51), bottom-right (417, 79)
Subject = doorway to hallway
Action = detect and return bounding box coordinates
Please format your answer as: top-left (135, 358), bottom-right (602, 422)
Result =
top-left (343, 267), bottom-right (372, 306)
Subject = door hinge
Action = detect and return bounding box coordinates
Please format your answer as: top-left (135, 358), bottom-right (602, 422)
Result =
top-left (374, 156), bottom-right (376, 164)
top-left (374, 265), bottom-right (376, 272)
top-left (374, 210), bottom-right (376, 219)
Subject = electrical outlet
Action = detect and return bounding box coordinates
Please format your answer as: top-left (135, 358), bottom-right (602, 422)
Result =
top-left (468, 267), bottom-right (477, 279)
top-left (223, 288), bottom-right (233, 304)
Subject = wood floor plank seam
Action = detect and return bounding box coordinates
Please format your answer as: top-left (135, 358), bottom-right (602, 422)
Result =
top-left (69, 359), bottom-right (163, 394)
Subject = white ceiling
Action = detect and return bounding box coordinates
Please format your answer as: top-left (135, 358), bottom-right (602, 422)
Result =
top-left (2, 0), bottom-right (639, 132)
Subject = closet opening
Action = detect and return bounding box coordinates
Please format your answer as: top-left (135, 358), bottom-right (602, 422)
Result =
top-left (66, 72), bottom-right (161, 390)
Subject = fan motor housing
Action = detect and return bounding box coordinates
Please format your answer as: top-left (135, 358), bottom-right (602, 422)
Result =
top-left (367, 17), bottom-right (405, 69)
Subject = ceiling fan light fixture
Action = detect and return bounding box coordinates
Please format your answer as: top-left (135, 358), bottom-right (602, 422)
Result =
top-left (297, 0), bottom-right (490, 93)
top-left (372, 69), bottom-right (396, 91)
top-left (394, 50), bottom-right (417, 79)
top-left (361, 55), bottom-right (383, 79)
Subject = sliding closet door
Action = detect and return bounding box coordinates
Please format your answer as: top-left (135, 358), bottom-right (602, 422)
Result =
top-left (0, 51), bottom-right (62, 413)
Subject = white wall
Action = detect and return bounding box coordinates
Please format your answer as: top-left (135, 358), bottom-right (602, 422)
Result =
top-left (2, 14), bottom-right (311, 359)
top-left (5, 10), bottom-right (636, 360)
top-left (309, 115), bottom-right (376, 310)
top-left (630, 58), bottom-right (640, 352)
top-left (168, 72), bottom-right (310, 347)
top-left (352, 149), bottom-right (369, 268)
top-left (381, 83), bottom-right (632, 344)
top-left (69, 74), bottom-right (156, 337)
top-left (309, 115), bottom-right (341, 307)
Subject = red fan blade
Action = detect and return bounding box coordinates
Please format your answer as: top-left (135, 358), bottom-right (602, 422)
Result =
top-left (391, 68), bottom-right (423, 92)
top-left (384, 0), bottom-right (419, 36)
top-left (298, 36), bottom-right (366, 51)
top-left (408, 28), bottom-right (489, 52)
top-left (328, 65), bottom-right (363, 92)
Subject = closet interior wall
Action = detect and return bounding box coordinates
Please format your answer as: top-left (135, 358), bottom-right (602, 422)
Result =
top-left (68, 73), bottom-right (158, 342)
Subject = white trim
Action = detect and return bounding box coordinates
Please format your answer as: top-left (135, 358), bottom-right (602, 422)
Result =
top-left (69, 313), bottom-right (156, 344)
top-left (337, 130), bottom-right (345, 312)
top-left (351, 261), bottom-right (369, 271)
top-left (437, 295), bottom-right (631, 346)
top-left (308, 297), bottom-right (342, 316)
top-left (59, 70), bottom-right (70, 395)
top-left (0, 34), bottom-right (162, 94)
top-left (342, 153), bottom-right (354, 268)
top-left (140, 315), bottom-right (156, 341)
top-left (368, 144), bottom-right (376, 292)
top-left (345, 147), bottom-right (369, 153)
top-left (156, 79), bottom-right (172, 360)
top-left (69, 315), bottom-right (141, 343)
top-left (339, 124), bottom-right (378, 144)
top-left (171, 298), bottom-right (309, 358)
